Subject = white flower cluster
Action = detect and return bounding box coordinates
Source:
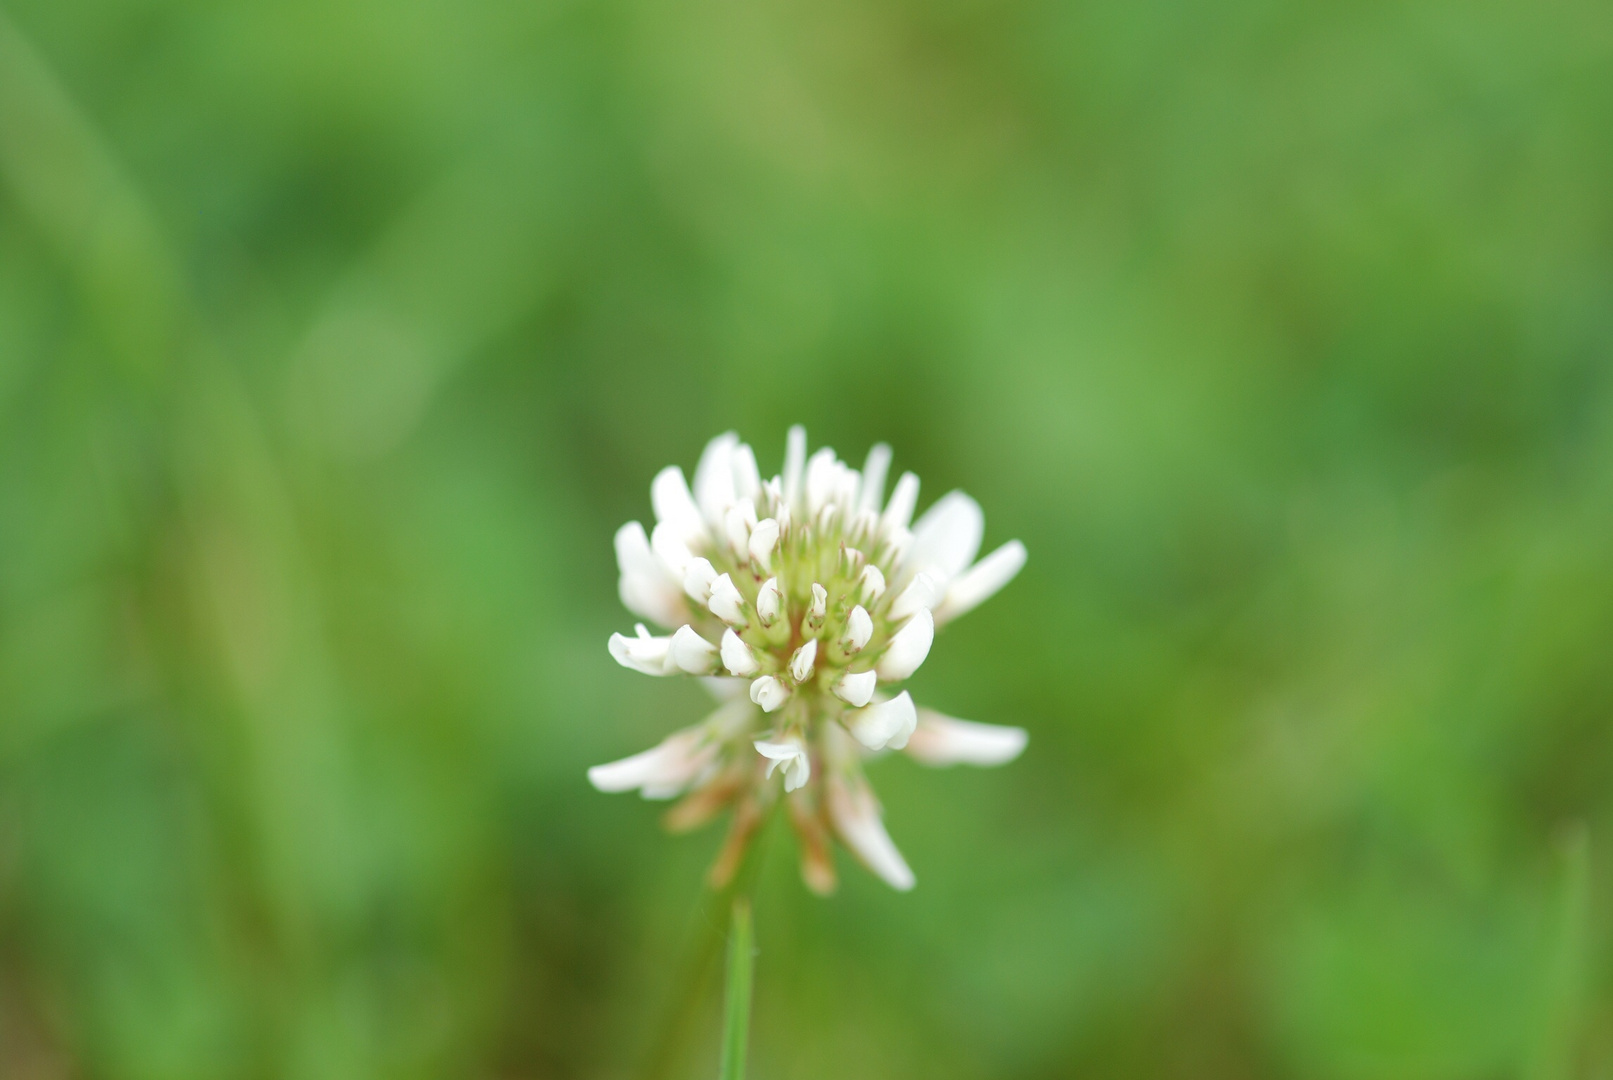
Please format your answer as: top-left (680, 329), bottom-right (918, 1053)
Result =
top-left (589, 427), bottom-right (1027, 892)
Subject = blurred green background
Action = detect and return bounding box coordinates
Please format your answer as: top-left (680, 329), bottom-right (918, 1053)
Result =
top-left (0, 0), bottom-right (1610, 1075)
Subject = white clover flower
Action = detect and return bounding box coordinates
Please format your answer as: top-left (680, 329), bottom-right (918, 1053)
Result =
top-left (590, 427), bottom-right (1028, 893)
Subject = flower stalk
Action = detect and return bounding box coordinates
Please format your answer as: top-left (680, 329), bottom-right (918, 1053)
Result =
top-left (718, 896), bottom-right (755, 1080)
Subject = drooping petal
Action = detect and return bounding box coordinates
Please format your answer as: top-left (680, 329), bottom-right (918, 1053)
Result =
top-left (843, 690), bottom-right (918, 750)
top-left (608, 625), bottom-right (679, 675)
top-left (652, 466), bottom-right (707, 548)
top-left (826, 771), bottom-right (915, 891)
top-left (832, 669), bottom-right (877, 708)
top-left (670, 625), bottom-right (720, 675)
top-left (907, 490), bottom-right (984, 585)
top-left (587, 728), bottom-right (715, 799)
top-left (933, 541), bottom-right (1027, 626)
top-left (754, 736), bottom-right (811, 792)
top-left (720, 629), bottom-right (760, 677)
top-left (904, 709), bottom-right (1028, 767)
top-left (693, 432), bottom-right (739, 526)
top-left (876, 609), bottom-right (934, 682)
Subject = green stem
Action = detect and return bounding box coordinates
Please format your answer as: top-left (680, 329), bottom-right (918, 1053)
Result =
top-left (718, 897), bottom-right (755, 1080)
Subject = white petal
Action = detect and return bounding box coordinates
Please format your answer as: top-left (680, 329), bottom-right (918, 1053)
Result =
top-left (615, 522), bottom-right (684, 626)
top-left (843, 605), bottom-right (873, 652)
top-left (889, 572), bottom-right (941, 620)
top-left (805, 448), bottom-right (840, 515)
top-left (614, 520), bottom-right (658, 579)
top-left (708, 573), bottom-right (748, 627)
top-left (842, 547), bottom-right (864, 575)
top-left (750, 675), bottom-right (790, 712)
top-left (586, 745), bottom-right (669, 792)
top-left (833, 461), bottom-right (860, 511)
top-left (790, 638), bottom-right (818, 682)
top-left (651, 521), bottom-right (696, 577)
top-left (907, 491), bottom-right (984, 584)
top-left (588, 729), bottom-right (713, 798)
top-left (721, 629), bottom-right (760, 677)
top-left (904, 709), bottom-right (1028, 767)
top-left (933, 541), bottom-right (1027, 626)
top-left (748, 518), bottom-right (780, 572)
top-left (754, 736), bottom-right (811, 792)
top-left (881, 472), bottom-right (920, 534)
top-left (618, 577), bottom-right (683, 630)
top-left (832, 669), bottom-right (877, 707)
top-left (844, 690), bottom-right (918, 750)
top-left (754, 739), bottom-right (799, 762)
top-left (682, 556), bottom-right (719, 602)
top-left (732, 442), bottom-right (763, 501)
top-left (670, 625), bottom-right (720, 675)
top-left (809, 583), bottom-right (827, 621)
top-left (876, 609), bottom-right (934, 682)
top-left (859, 565), bottom-right (887, 603)
top-left (782, 425), bottom-right (807, 508)
top-left (693, 432), bottom-right (739, 526)
top-left (608, 626), bottom-right (678, 676)
top-left (618, 574), bottom-right (683, 629)
top-left (724, 500), bottom-right (756, 555)
top-left (881, 528), bottom-right (912, 570)
top-left (858, 443), bottom-right (892, 515)
top-left (826, 774), bottom-right (914, 891)
top-left (756, 577), bottom-right (783, 627)
top-left (652, 466), bottom-right (707, 547)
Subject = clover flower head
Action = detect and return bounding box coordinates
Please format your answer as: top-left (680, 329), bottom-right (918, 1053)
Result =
top-left (590, 426), bottom-right (1028, 892)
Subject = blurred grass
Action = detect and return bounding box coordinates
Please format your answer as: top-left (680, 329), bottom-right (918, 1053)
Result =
top-left (0, 0), bottom-right (1611, 1076)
